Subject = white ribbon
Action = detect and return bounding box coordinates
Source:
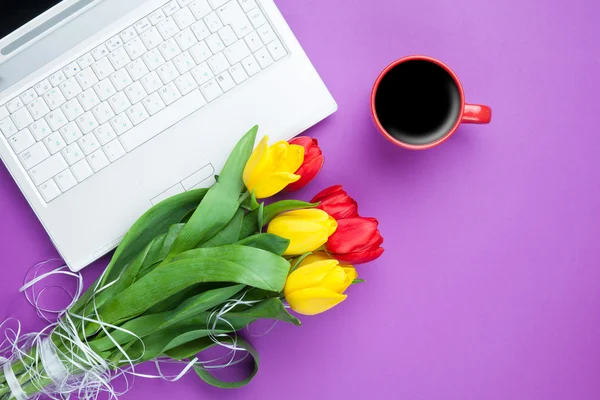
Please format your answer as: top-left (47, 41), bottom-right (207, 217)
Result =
top-left (39, 339), bottom-right (68, 386)
top-left (0, 259), bottom-right (266, 400)
top-left (4, 362), bottom-right (28, 400)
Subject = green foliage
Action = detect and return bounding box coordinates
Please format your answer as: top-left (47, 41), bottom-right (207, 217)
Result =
top-left (96, 245), bottom-right (290, 326)
top-left (166, 126), bottom-right (258, 257)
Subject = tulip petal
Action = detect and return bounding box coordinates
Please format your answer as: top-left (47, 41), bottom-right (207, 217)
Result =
top-left (252, 172), bottom-right (301, 199)
top-left (341, 267), bottom-right (358, 292)
top-left (285, 154), bottom-right (324, 192)
top-left (284, 260), bottom-right (339, 295)
top-left (267, 142), bottom-right (304, 174)
top-left (285, 228), bottom-right (330, 255)
top-left (280, 208), bottom-right (330, 221)
top-left (268, 219), bottom-right (330, 255)
top-left (286, 288), bottom-right (347, 316)
top-left (312, 185), bottom-right (344, 202)
top-left (243, 136), bottom-right (270, 192)
top-left (283, 143), bottom-right (305, 173)
top-left (334, 247), bottom-right (385, 264)
top-left (327, 217), bottom-right (380, 254)
top-left (321, 266), bottom-right (351, 293)
top-left (312, 185), bottom-right (359, 219)
top-left (267, 209), bottom-right (338, 254)
top-left (297, 251), bottom-right (332, 268)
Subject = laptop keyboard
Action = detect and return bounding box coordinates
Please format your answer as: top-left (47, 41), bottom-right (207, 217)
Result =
top-left (0, 0), bottom-right (287, 203)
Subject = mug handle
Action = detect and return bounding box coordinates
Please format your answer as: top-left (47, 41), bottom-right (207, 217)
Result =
top-left (462, 104), bottom-right (492, 124)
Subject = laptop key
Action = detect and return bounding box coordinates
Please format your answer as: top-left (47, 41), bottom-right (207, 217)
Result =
top-left (12, 107), bottom-right (34, 130)
top-left (78, 133), bottom-right (100, 155)
top-left (190, 0), bottom-right (212, 20)
top-left (34, 79), bottom-right (53, 95)
top-left (42, 89), bottom-right (66, 111)
top-left (20, 142), bottom-right (50, 169)
top-left (142, 92), bottom-right (166, 115)
top-left (208, 0), bottom-right (229, 9)
top-left (103, 140), bottom-right (126, 162)
top-left (6, 98), bottom-right (24, 113)
top-left (199, 79), bottom-right (223, 101)
top-left (94, 124), bottom-right (117, 145)
top-left (224, 40), bottom-right (251, 64)
top-left (88, 149), bottom-right (110, 172)
top-left (162, 1), bottom-right (181, 16)
top-left (70, 159), bottom-right (93, 182)
top-left (62, 143), bottom-right (85, 165)
top-left (20, 89), bottom-right (38, 105)
top-left (239, 0), bottom-right (257, 12)
top-left (29, 120), bottom-right (52, 141)
top-left (216, 71), bottom-right (235, 92)
top-left (43, 132), bottom-right (67, 154)
top-left (28, 153), bottom-right (67, 185)
top-left (59, 122), bottom-right (83, 144)
top-left (38, 180), bottom-right (61, 202)
top-left (254, 47), bottom-right (274, 68)
top-left (148, 9), bottom-right (166, 25)
top-left (0, 105), bottom-right (8, 121)
top-left (0, 117), bottom-right (18, 138)
top-left (8, 129), bottom-right (35, 154)
top-left (54, 169), bottom-right (77, 192)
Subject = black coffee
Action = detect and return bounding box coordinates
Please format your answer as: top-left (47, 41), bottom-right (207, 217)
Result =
top-left (374, 60), bottom-right (461, 145)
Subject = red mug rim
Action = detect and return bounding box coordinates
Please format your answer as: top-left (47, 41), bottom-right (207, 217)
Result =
top-left (370, 55), bottom-right (466, 150)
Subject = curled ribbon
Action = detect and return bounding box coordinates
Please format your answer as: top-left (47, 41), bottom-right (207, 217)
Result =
top-left (0, 259), bottom-right (265, 400)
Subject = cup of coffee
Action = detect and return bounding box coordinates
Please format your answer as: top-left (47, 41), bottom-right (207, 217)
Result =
top-left (371, 55), bottom-right (492, 150)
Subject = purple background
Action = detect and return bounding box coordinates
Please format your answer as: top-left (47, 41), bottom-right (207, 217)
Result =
top-left (1, 0), bottom-right (600, 399)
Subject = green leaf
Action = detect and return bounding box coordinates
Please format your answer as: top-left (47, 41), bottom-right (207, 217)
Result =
top-left (236, 234), bottom-right (290, 256)
top-left (167, 126), bottom-right (258, 257)
top-left (289, 252), bottom-right (313, 273)
top-left (84, 241), bottom-right (153, 316)
top-left (89, 285), bottom-right (245, 352)
top-left (250, 191), bottom-right (260, 210)
top-left (352, 278), bottom-right (366, 284)
top-left (161, 223), bottom-right (186, 256)
top-left (161, 284), bottom-right (245, 329)
top-left (239, 191), bottom-right (259, 211)
top-left (221, 297), bottom-right (300, 327)
top-left (194, 337), bottom-right (260, 388)
top-left (144, 283), bottom-right (219, 314)
top-left (104, 190), bottom-right (207, 285)
top-left (164, 337), bottom-right (214, 360)
top-left (96, 245), bottom-right (289, 325)
top-left (199, 208), bottom-right (244, 248)
top-left (257, 202), bottom-right (264, 231)
top-left (71, 189), bottom-right (207, 314)
top-left (262, 200), bottom-right (318, 223)
top-left (108, 297), bottom-right (296, 365)
top-left (240, 200), bottom-right (318, 238)
top-left (137, 223), bottom-right (186, 279)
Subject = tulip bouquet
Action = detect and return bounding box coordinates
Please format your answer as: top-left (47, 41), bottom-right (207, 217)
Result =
top-left (0, 126), bottom-right (383, 400)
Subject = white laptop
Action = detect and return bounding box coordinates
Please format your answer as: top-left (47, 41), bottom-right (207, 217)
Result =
top-left (0, 0), bottom-right (337, 272)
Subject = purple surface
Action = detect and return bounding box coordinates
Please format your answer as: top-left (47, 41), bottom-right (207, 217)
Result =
top-left (1, 0), bottom-right (600, 398)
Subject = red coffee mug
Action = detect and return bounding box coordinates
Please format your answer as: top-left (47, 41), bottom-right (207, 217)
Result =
top-left (371, 55), bottom-right (492, 150)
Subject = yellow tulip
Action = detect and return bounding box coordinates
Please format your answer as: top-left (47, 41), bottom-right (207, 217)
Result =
top-left (267, 209), bottom-right (337, 256)
top-left (243, 136), bottom-right (305, 199)
top-left (295, 251), bottom-right (353, 268)
top-left (284, 258), bottom-right (358, 316)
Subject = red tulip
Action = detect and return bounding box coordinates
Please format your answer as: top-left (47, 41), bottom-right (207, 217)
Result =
top-left (311, 185), bottom-right (359, 220)
top-left (326, 217), bottom-right (384, 264)
top-left (284, 137), bottom-right (324, 192)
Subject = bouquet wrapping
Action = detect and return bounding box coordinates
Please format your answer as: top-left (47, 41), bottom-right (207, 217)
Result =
top-left (0, 126), bottom-right (383, 399)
